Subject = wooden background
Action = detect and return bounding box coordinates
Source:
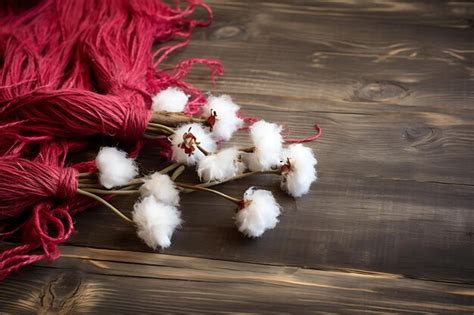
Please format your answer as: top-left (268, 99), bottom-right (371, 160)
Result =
top-left (1, 0), bottom-right (474, 313)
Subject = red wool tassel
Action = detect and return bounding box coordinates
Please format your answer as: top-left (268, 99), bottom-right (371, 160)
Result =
top-left (0, 143), bottom-right (96, 280)
top-left (0, 89), bottom-right (151, 143)
top-left (0, 158), bottom-right (78, 219)
top-left (0, 0), bottom-right (221, 280)
top-left (0, 0), bottom-right (221, 149)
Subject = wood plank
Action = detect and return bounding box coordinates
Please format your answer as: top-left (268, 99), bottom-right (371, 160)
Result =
top-left (0, 246), bottom-right (473, 314)
top-left (167, 0), bottom-right (474, 113)
top-left (234, 108), bottom-right (474, 185)
top-left (1, 0), bottom-right (473, 311)
top-left (66, 163), bottom-right (474, 283)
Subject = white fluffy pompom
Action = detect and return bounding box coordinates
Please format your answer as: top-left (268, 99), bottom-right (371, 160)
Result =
top-left (170, 123), bottom-right (217, 166)
top-left (280, 144), bottom-right (317, 197)
top-left (151, 87), bottom-right (188, 113)
top-left (139, 172), bottom-right (180, 206)
top-left (235, 187), bottom-right (280, 237)
top-left (132, 196), bottom-right (182, 249)
top-left (96, 147), bottom-right (138, 189)
top-left (202, 95), bottom-right (243, 141)
top-left (197, 147), bottom-right (245, 182)
top-left (247, 120), bottom-right (283, 171)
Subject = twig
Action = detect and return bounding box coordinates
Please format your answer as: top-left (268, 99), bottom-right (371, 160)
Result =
top-left (76, 188), bottom-right (134, 225)
top-left (239, 146), bottom-right (255, 153)
top-left (177, 183), bottom-right (241, 204)
top-left (159, 162), bottom-right (181, 174)
top-left (171, 165), bottom-right (186, 181)
top-left (78, 172), bottom-right (95, 178)
top-left (182, 169), bottom-right (281, 191)
top-left (81, 188), bottom-right (140, 195)
top-left (147, 122), bottom-right (175, 134)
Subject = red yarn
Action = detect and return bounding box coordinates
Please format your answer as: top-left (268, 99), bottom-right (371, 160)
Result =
top-left (0, 157), bottom-right (78, 219)
top-left (0, 1), bottom-right (222, 154)
top-left (1, 0), bottom-right (219, 279)
top-left (0, 141), bottom-right (96, 279)
top-left (0, 89), bottom-right (151, 142)
top-left (284, 124), bottom-right (323, 143)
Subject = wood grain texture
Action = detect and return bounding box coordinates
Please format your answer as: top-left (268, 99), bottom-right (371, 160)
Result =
top-left (1, 0), bottom-right (474, 312)
top-left (1, 246), bottom-right (473, 314)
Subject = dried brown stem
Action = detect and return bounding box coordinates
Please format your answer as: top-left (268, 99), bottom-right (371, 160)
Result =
top-left (177, 183), bottom-right (241, 204)
top-left (76, 189), bottom-right (134, 225)
top-left (150, 112), bottom-right (204, 126)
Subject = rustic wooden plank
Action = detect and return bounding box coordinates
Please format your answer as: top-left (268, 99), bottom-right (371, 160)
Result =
top-left (1, 0), bottom-right (474, 311)
top-left (170, 0), bottom-right (474, 113)
top-left (0, 246), bottom-right (473, 314)
top-left (66, 162), bottom-right (474, 283)
top-left (236, 108), bottom-right (474, 185)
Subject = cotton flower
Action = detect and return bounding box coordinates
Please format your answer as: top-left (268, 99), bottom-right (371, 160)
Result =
top-left (280, 144), bottom-right (317, 197)
top-left (197, 147), bottom-right (245, 182)
top-left (235, 187), bottom-right (280, 237)
top-left (170, 123), bottom-right (217, 165)
top-left (151, 87), bottom-right (188, 113)
top-left (202, 95), bottom-right (243, 141)
top-left (132, 196), bottom-right (182, 249)
top-left (247, 120), bottom-right (283, 171)
top-left (96, 147), bottom-right (138, 189)
top-left (139, 172), bottom-right (180, 206)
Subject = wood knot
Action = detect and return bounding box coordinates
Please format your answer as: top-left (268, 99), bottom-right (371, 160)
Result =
top-left (211, 26), bottom-right (241, 40)
top-left (402, 125), bottom-right (439, 150)
top-left (39, 271), bottom-right (84, 313)
top-left (355, 81), bottom-right (408, 102)
top-left (403, 126), bottom-right (433, 142)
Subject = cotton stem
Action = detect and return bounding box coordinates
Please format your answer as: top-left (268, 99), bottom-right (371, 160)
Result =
top-left (171, 165), bottom-right (186, 181)
top-left (147, 122), bottom-right (176, 134)
top-left (239, 146), bottom-right (255, 153)
top-left (191, 169), bottom-right (281, 190)
top-left (177, 183), bottom-right (241, 204)
top-left (196, 145), bottom-right (209, 156)
top-left (150, 111), bottom-right (204, 126)
top-left (76, 189), bottom-right (134, 225)
top-left (159, 162), bottom-right (181, 174)
top-left (80, 188), bottom-right (140, 195)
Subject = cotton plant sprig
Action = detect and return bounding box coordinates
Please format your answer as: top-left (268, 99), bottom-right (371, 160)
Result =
top-left (72, 88), bottom-right (322, 250)
top-left (77, 147), bottom-right (281, 246)
top-left (76, 133), bottom-right (320, 249)
top-left (146, 89), bottom-right (244, 140)
top-left (0, 86), bottom-right (243, 153)
top-left (80, 168), bottom-right (282, 247)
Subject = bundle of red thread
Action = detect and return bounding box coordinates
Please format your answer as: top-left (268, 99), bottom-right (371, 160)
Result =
top-left (0, 0), bottom-right (322, 280)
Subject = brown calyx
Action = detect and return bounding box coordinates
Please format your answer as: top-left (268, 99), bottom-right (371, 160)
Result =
top-left (280, 158), bottom-right (292, 175)
top-left (179, 128), bottom-right (199, 156)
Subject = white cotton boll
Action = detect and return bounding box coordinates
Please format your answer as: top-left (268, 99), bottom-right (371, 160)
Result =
top-left (235, 187), bottom-right (280, 238)
top-left (197, 147), bottom-right (245, 182)
top-left (132, 196), bottom-right (182, 249)
top-left (202, 95), bottom-right (243, 141)
top-left (247, 120), bottom-right (283, 171)
top-left (151, 87), bottom-right (188, 113)
top-left (280, 144), bottom-right (317, 197)
top-left (96, 147), bottom-right (138, 189)
top-left (170, 123), bottom-right (217, 166)
top-left (139, 172), bottom-right (180, 206)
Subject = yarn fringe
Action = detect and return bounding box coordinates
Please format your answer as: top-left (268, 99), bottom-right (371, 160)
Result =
top-left (0, 0), bottom-right (217, 279)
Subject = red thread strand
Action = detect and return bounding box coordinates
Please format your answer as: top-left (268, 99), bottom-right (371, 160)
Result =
top-left (284, 124), bottom-right (323, 143)
top-left (0, 0), bottom-right (218, 280)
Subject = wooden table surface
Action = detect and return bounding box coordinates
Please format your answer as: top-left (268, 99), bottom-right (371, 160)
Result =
top-left (1, 0), bottom-right (474, 313)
